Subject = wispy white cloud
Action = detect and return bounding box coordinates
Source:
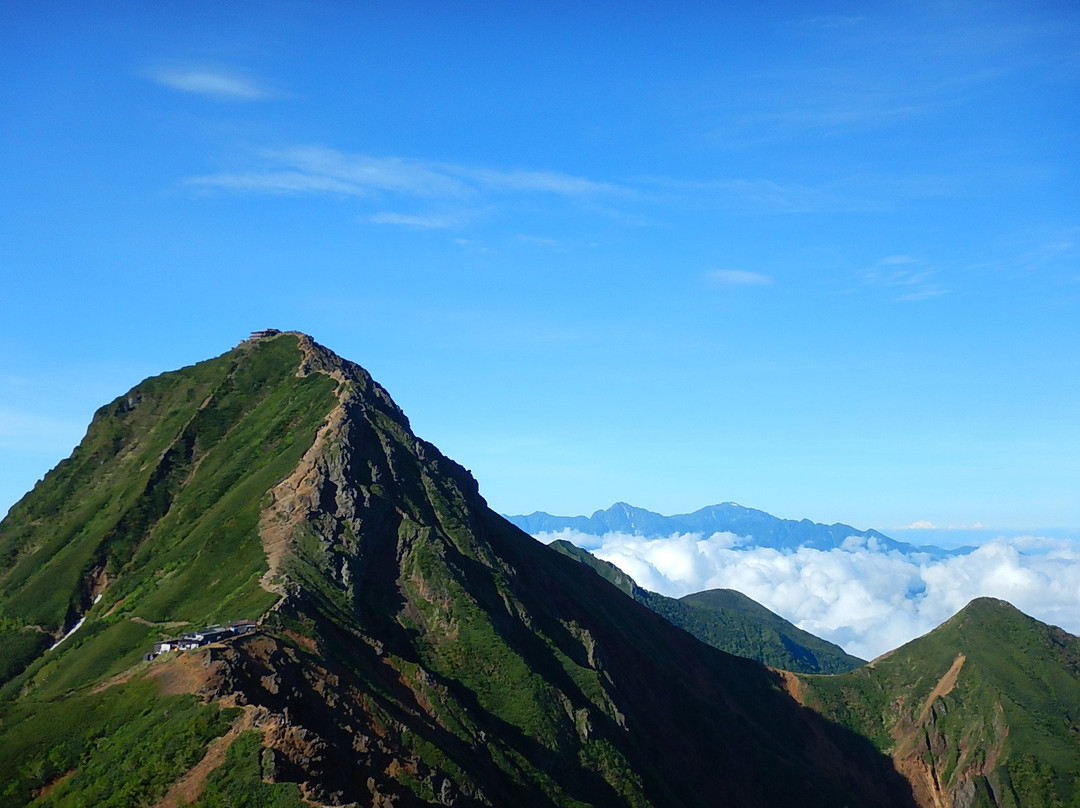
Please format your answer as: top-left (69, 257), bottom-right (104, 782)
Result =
top-left (187, 146), bottom-right (625, 204)
top-left (862, 256), bottom-right (947, 301)
top-left (879, 254), bottom-right (917, 266)
top-left (538, 529), bottom-right (1080, 660)
top-left (274, 147), bottom-right (472, 197)
top-left (516, 235), bottom-right (562, 247)
top-left (182, 142), bottom-right (979, 229)
top-left (903, 520), bottom-right (987, 531)
top-left (367, 212), bottom-right (462, 229)
top-left (460, 167), bottom-right (624, 196)
top-left (185, 171), bottom-right (366, 196)
top-left (147, 66), bottom-right (276, 100)
top-left (707, 6), bottom-right (1073, 160)
top-left (893, 287), bottom-right (947, 302)
top-left (184, 142), bottom-right (951, 225)
top-left (705, 269), bottom-right (773, 287)
top-left (996, 226), bottom-right (1080, 280)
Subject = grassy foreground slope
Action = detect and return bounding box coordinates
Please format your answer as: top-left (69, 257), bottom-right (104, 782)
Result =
top-left (549, 539), bottom-right (864, 673)
top-left (793, 598), bottom-right (1080, 808)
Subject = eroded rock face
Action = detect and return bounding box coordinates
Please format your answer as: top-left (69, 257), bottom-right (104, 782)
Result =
top-left (888, 654), bottom-right (968, 808)
top-left (888, 670), bottom-right (1009, 808)
top-left (150, 632), bottom-right (489, 807)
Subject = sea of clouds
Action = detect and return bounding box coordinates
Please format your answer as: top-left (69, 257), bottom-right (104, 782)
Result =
top-left (535, 530), bottom-right (1080, 660)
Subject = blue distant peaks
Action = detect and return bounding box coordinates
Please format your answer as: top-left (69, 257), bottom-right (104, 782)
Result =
top-left (505, 502), bottom-right (960, 558)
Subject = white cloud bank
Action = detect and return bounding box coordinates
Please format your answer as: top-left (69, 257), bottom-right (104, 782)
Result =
top-left (536, 530), bottom-right (1080, 661)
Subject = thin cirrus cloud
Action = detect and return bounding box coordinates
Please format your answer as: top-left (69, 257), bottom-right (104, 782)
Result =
top-left (367, 212), bottom-right (462, 229)
top-left (185, 145), bottom-right (909, 222)
top-left (537, 529), bottom-right (1080, 661)
top-left (462, 167), bottom-right (624, 196)
top-left (862, 255), bottom-right (947, 301)
top-left (185, 146), bottom-right (627, 203)
top-left (186, 171), bottom-right (365, 196)
top-left (147, 66), bottom-right (276, 100)
top-left (186, 148), bottom-right (468, 198)
top-left (706, 269), bottom-right (773, 287)
top-left (183, 145), bottom-right (962, 230)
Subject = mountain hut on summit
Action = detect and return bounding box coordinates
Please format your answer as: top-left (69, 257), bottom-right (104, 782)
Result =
top-left (249, 328), bottom-right (281, 340)
top-left (144, 620), bottom-right (256, 661)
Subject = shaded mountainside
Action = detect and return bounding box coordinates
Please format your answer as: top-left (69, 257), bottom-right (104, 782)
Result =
top-left (0, 332), bottom-right (917, 808)
top-left (549, 540), bottom-right (864, 674)
top-left (789, 598), bottom-right (1080, 808)
top-left (678, 589), bottom-right (866, 674)
top-left (509, 501), bottom-right (959, 557)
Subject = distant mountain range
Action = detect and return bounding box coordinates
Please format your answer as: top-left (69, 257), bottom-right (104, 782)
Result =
top-left (507, 501), bottom-right (966, 558)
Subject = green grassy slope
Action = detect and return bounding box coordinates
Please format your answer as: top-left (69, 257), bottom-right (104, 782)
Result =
top-left (0, 679), bottom-right (236, 808)
top-left (795, 598), bottom-right (1080, 808)
top-left (0, 334), bottom-right (336, 691)
top-left (549, 539), bottom-right (864, 673)
top-left (678, 588), bottom-right (866, 672)
top-left (0, 334), bottom-right (339, 806)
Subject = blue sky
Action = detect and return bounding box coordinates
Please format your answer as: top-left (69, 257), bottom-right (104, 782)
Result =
top-left (2, 0), bottom-right (1078, 535)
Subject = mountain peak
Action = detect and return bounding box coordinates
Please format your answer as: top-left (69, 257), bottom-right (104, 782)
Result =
top-left (257, 329), bottom-right (412, 429)
top-left (957, 595), bottom-right (1018, 614)
top-left (0, 334), bottom-right (920, 807)
top-left (937, 595), bottom-right (1046, 641)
